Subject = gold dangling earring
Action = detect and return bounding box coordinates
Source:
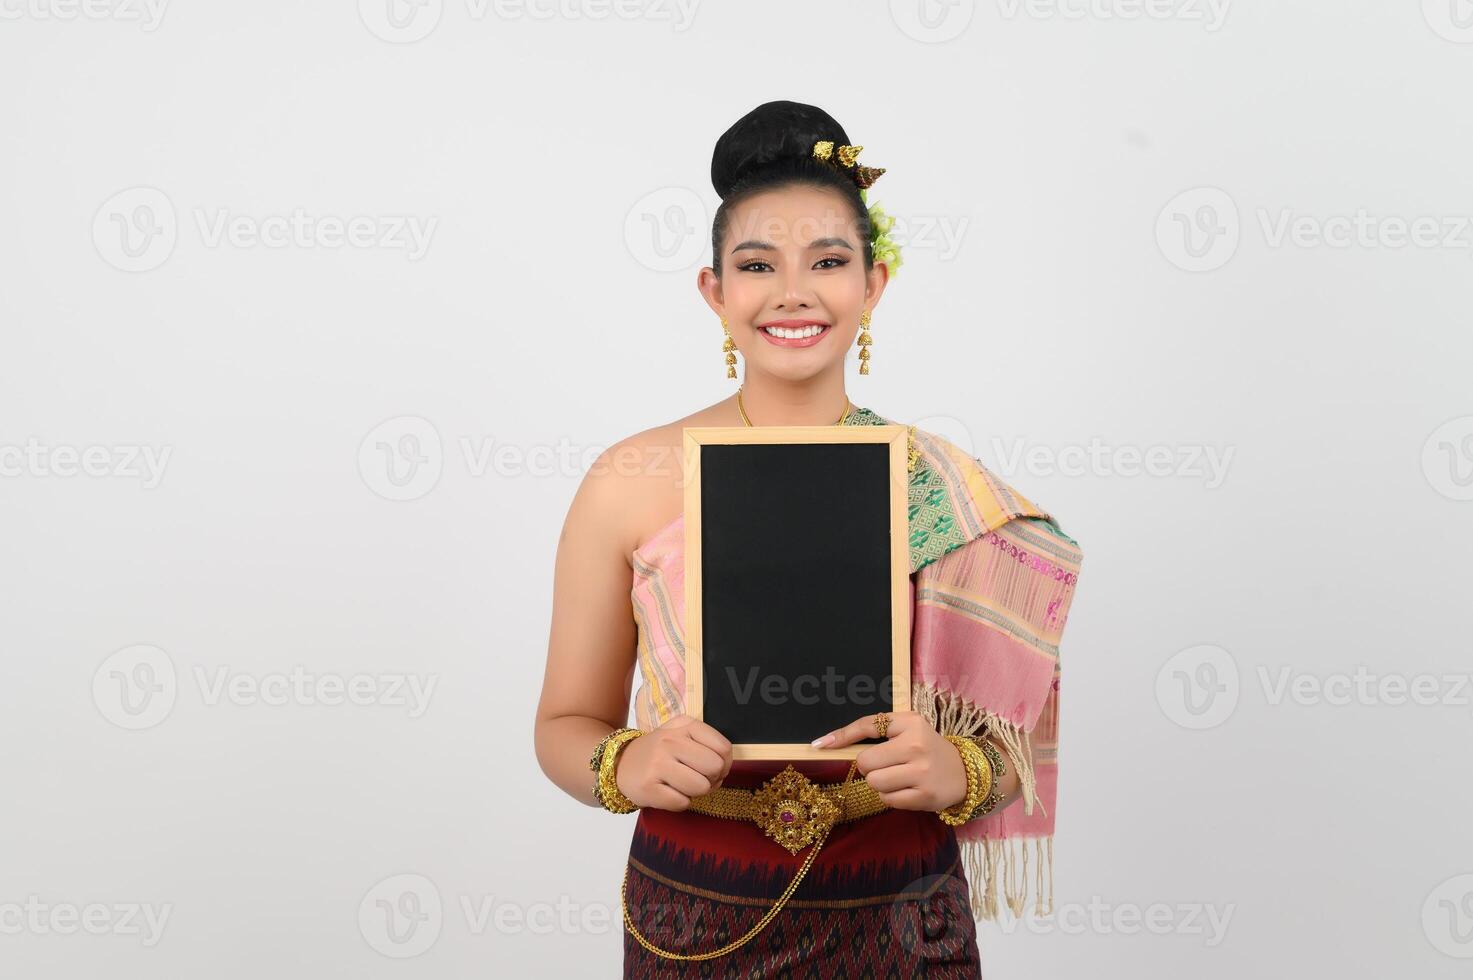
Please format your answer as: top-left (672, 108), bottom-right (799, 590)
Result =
top-left (857, 309), bottom-right (873, 375)
top-left (721, 315), bottom-right (738, 380)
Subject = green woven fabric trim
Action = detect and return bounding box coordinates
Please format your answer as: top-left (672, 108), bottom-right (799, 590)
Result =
top-left (905, 455), bottom-right (973, 573)
top-left (1027, 514), bottom-right (1078, 548)
top-left (843, 407), bottom-right (971, 574)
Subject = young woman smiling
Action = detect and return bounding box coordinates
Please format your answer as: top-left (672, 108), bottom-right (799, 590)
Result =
top-left (534, 101), bottom-right (1084, 978)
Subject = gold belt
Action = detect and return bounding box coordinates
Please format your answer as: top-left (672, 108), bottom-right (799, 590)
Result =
top-left (684, 764), bottom-right (889, 855)
top-left (623, 759), bottom-right (880, 962)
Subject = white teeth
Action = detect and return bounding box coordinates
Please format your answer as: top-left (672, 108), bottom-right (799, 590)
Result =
top-left (764, 324), bottom-right (826, 339)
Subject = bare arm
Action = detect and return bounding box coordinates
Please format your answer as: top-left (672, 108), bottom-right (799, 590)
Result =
top-left (532, 449), bottom-right (640, 808)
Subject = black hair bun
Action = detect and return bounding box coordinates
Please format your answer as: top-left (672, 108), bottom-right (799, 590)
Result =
top-left (710, 101), bottom-right (852, 200)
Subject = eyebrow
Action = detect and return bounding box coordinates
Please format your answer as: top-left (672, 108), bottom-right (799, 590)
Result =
top-left (729, 236), bottom-right (855, 254)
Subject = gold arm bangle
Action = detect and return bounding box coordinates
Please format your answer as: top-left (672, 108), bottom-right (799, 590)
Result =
top-left (589, 727), bottom-right (643, 814)
top-left (966, 735), bottom-right (1008, 820)
top-left (938, 735), bottom-right (993, 826)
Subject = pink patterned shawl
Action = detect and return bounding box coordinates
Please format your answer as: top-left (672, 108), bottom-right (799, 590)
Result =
top-left (628, 409), bottom-right (1085, 921)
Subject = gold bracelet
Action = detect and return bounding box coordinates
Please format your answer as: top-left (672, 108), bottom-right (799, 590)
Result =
top-left (595, 728), bottom-right (643, 813)
top-left (966, 736), bottom-right (1008, 820)
top-left (588, 727), bottom-right (633, 784)
top-left (937, 735), bottom-right (992, 826)
top-left (589, 727), bottom-right (643, 813)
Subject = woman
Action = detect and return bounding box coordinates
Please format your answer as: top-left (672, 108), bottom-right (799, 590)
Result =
top-left (533, 101), bottom-right (1084, 977)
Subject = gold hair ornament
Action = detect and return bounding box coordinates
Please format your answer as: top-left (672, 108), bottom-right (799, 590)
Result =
top-left (811, 140), bottom-right (903, 277)
top-left (811, 140), bottom-right (886, 190)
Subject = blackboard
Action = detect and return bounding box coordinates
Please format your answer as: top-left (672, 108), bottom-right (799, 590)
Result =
top-left (682, 424), bottom-right (911, 760)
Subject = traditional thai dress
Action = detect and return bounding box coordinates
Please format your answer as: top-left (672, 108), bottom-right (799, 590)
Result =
top-left (622, 408), bottom-right (1084, 977)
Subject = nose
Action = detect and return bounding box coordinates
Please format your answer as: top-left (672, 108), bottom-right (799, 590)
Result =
top-left (775, 263), bottom-right (815, 311)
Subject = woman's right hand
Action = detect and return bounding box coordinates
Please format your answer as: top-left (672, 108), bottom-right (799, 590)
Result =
top-left (616, 713), bottom-right (733, 811)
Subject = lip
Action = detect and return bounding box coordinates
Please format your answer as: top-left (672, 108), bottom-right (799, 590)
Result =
top-left (756, 319), bottom-right (832, 349)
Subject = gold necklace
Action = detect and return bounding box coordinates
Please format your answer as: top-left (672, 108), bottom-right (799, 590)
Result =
top-left (736, 386), bottom-right (919, 473)
top-left (735, 385), bottom-right (852, 427)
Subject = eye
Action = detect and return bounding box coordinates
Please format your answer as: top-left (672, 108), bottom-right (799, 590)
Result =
top-left (736, 256), bottom-right (848, 273)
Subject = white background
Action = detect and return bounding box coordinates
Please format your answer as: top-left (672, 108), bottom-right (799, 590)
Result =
top-left (2, 1), bottom-right (1471, 976)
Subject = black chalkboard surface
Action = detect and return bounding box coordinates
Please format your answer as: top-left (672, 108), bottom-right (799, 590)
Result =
top-left (682, 424), bottom-right (911, 760)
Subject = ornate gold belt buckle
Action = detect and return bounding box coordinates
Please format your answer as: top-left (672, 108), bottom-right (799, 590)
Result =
top-left (750, 765), bottom-right (842, 855)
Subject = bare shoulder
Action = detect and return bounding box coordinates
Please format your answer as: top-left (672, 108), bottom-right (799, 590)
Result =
top-left (583, 402), bottom-right (729, 564)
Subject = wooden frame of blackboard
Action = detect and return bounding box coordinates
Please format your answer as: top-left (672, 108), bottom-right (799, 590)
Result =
top-left (681, 424), bottom-right (912, 761)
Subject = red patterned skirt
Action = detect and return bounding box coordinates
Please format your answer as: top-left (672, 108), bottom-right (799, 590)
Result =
top-left (621, 759), bottom-right (982, 978)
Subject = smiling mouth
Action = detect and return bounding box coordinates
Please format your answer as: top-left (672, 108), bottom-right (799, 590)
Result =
top-left (757, 321), bottom-right (832, 347)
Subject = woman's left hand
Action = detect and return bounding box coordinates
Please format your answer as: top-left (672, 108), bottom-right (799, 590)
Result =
top-left (811, 711), bottom-right (967, 812)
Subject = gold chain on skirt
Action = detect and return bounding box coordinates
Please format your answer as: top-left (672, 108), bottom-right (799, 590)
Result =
top-left (621, 759), bottom-right (867, 961)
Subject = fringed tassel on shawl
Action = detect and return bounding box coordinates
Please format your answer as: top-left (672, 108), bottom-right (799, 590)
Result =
top-left (913, 680), bottom-right (1054, 921)
top-left (962, 836), bottom-right (1055, 920)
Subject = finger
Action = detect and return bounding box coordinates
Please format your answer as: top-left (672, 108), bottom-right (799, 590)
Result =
top-left (853, 739), bottom-right (914, 777)
top-left (646, 782), bottom-right (693, 811)
top-left (812, 710), bottom-right (906, 749)
top-left (862, 760), bottom-right (921, 794)
top-left (670, 741), bottom-right (725, 780)
top-left (872, 711), bottom-right (920, 736)
top-left (683, 722), bottom-right (733, 760)
top-left (657, 758), bottom-right (714, 798)
top-left (874, 787), bottom-right (930, 811)
top-left (809, 715), bottom-right (873, 750)
top-left (659, 713), bottom-right (696, 730)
